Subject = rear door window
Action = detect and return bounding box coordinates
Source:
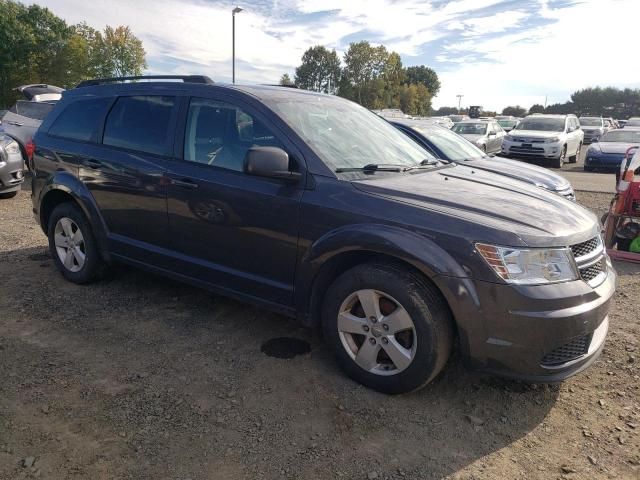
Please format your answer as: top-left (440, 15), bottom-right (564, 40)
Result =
top-left (48, 97), bottom-right (112, 142)
top-left (103, 96), bottom-right (176, 156)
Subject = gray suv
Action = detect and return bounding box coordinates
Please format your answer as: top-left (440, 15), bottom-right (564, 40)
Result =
top-left (31, 76), bottom-right (615, 393)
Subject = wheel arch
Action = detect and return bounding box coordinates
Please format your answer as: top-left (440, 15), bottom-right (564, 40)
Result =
top-left (295, 224), bottom-right (467, 331)
top-left (38, 173), bottom-right (110, 261)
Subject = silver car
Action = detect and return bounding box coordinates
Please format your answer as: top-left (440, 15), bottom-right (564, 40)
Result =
top-left (0, 132), bottom-right (24, 198)
top-left (451, 119), bottom-right (506, 154)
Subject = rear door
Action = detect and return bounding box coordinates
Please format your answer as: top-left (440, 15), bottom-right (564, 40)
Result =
top-left (79, 94), bottom-right (178, 261)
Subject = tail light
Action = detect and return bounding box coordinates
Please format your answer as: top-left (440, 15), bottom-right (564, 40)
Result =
top-left (25, 140), bottom-right (35, 161)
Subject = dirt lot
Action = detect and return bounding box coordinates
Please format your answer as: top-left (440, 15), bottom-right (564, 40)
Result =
top-left (0, 187), bottom-right (638, 480)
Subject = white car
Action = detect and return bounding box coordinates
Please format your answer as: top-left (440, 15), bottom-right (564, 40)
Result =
top-left (501, 114), bottom-right (584, 169)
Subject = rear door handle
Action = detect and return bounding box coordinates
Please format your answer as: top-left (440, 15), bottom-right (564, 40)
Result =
top-left (171, 178), bottom-right (199, 189)
top-left (83, 159), bottom-right (102, 169)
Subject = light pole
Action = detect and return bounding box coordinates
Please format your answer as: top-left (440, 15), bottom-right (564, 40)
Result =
top-left (232, 6), bottom-right (243, 84)
top-left (456, 94), bottom-right (464, 113)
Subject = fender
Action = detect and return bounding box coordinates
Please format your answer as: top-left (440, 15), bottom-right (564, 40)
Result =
top-left (38, 171), bottom-right (111, 261)
top-left (294, 223), bottom-right (471, 320)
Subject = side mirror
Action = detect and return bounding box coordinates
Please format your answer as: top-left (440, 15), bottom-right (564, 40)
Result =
top-left (244, 146), bottom-right (301, 183)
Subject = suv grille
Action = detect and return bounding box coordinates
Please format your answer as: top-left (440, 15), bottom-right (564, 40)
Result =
top-left (580, 260), bottom-right (604, 282)
top-left (541, 334), bottom-right (591, 366)
top-left (571, 237), bottom-right (600, 259)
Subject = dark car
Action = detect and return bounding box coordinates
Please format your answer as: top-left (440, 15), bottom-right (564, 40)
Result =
top-left (31, 75), bottom-right (614, 394)
top-left (391, 119), bottom-right (576, 201)
top-left (579, 117), bottom-right (606, 144)
top-left (584, 129), bottom-right (640, 171)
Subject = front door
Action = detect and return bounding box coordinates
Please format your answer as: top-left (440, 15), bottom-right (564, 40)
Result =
top-left (165, 96), bottom-right (304, 306)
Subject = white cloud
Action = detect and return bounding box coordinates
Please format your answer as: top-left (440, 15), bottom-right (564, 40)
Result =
top-left (433, 0), bottom-right (640, 111)
top-left (27, 0), bottom-right (640, 111)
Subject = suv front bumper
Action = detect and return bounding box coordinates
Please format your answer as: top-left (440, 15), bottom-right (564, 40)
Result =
top-left (438, 259), bottom-right (616, 382)
top-left (501, 140), bottom-right (563, 159)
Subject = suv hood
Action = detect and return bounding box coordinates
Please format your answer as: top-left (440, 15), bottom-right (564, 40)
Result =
top-left (459, 134), bottom-right (483, 142)
top-left (509, 130), bottom-right (562, 139)
top-left (582, 126), bottom-right (604, 132)
top-left (352, 165), bottom-right (597, 247)
top-left (469, 156), bottom-right (571, 191)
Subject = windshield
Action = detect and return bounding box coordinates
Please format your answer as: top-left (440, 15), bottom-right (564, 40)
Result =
top-left (515, 117), bottom-right (565, 132)
top-left (601, 130), bottom-right (640, 143)
top-left (579, 117), bottom-right (602, 127)
top-left (266, 95), bottom-right (435, 171)
top-left (498, 120), bottom-right (517, 128)
top-left (9, 100), bottom-right (55, 121)
top-left (452, 123), bottom-right (487, 135)
top-left (413, 124), bottom-right (486, 161)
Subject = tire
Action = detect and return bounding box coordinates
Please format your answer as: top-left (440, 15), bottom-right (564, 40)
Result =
top-left (552, 146), bottom-right (567, 169)
top-left (47, 202), bottom-right (105, 284)
top-left (569, 143), bottom-right (581, 163)
top-left (322, 262), bottom-right (454, 394)
top-left (0, 191), bottom-right (18, 199)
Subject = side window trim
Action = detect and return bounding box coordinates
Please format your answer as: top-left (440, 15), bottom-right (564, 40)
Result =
top-left (174, 94), bottom-right (306, 176)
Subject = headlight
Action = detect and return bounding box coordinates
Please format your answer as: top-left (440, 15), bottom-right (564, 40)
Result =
top-left (0, 137), bottom-right (20, 155)
top-left (544, 137), bottom-right (560, 143)
top-left (476, 243), bottom-right (579, 284)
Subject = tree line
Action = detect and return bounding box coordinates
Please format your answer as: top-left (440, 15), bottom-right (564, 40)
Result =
top-left (282, 42), bottom-right (440, 116)
top-left (434, 87), bottom-right (640, 119)
top-left (0, 0), bottom-right (147, 107)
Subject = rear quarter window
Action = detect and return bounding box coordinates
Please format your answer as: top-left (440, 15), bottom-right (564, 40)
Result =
top-left (48, 97), bottom-right (112, 142)
top-left (103, 96), bottom-right (176, 156)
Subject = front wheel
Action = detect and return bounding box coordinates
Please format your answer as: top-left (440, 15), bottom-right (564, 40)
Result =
top-left (47, 202), bottom-right (106, 284)
top-left (552, 146), bottom-right (567, 169)
top-left (322, 262), bottom-right (454, 394)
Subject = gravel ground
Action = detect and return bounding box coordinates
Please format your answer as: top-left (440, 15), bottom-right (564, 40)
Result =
top-left (0, 186), bottom-right (638, 480)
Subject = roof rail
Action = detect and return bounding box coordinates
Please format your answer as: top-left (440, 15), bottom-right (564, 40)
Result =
top-left (263, 83), bottom-right (299, 89)
top-left (76, 75), bottom-right (214, 88)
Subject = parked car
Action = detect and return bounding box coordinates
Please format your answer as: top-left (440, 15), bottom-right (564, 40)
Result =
top-left (451, 119), bottom-right (506, 154)
top-left (579, 116), bottom-right (606, 143)
top-left (0, 132), bottom-right (25, 198)
top-left (1, 84), bottom-right (63, 166)
top-left (501, 114), bottom-right (584, 168)
top-left (391, 119), bottom-right (576, 201)
top-left (448, 114), bottom-right (468, 123)
top-left (31, 75), bottom-right (614, 394)
top-left (626, 117), bottom-right (640, 128)
top-left (618, 119), bottom-right (628, 128)
top-left (497, 117), bottom-right (519, 132)
top-left (584, 128), bottom-right (640, 171)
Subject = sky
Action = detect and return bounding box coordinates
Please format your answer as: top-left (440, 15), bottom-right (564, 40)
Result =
top-left (29, 0), bottom-right (640, 111)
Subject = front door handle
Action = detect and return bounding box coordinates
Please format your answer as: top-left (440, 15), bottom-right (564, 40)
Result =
top-left (171, 178), bottom-right (199, 189)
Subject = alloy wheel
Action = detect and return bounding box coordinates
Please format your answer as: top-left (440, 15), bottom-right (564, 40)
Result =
top-left (54, 217), bottom-right (86, 272)
top-left (337, 289), bottom-right (417, 376)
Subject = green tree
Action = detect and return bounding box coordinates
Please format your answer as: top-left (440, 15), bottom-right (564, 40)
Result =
top-left (433, 106), bottom-right (460, 116)
top-left (102, 26), bottom-right (146, 77)
top-left (404, 65), bottom-right (440, 97)
top-left (294, 46), bottom-right (341, 94)
top-left (529, 104), bottom-right (545, 114)
top-left (501, 105), bottom-right (527, 117)
top-left (341, 41), bottom-right (387, 106)
top-left (279, 73), bottom-right (294, 86)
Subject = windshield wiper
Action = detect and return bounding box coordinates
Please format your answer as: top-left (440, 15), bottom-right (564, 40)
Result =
top-left (335, 163), bottom-right (406, 173)
top-left (403, 159), bottom-right (444, 171)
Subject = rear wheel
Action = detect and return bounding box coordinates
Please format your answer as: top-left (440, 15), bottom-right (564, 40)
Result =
top-left (47, 202), bottom-right (105, 284)
top-left (552, 146), bottom-right (567, 169)
top-left (322, 262), bottom-right (454, 394)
